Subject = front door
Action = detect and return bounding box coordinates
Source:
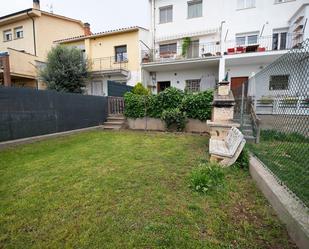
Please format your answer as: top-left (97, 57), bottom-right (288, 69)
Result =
top-left (157, 81), bottom-right (171, 93)
top-left (231, 77), bottom-right (249, 98)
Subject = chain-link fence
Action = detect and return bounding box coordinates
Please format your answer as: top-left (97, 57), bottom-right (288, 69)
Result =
top-left (247, 39), bottom-right (309, 207)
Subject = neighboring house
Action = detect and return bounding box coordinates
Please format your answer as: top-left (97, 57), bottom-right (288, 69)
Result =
top-left (0, 0), bottom-right (87, 89)
top-left (55, 26), bottom-right (150, 96)
top-left (143, 0), bottom-right (309, 96)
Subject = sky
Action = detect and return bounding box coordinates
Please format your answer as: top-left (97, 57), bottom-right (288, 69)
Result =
top-left (0, 0), bottom-right (150, 33)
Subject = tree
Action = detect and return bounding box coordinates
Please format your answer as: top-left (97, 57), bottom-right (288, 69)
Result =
top-left (132, 82), bottom-right (150, 95)
top-left (40, 45), bottom-right (88, 93)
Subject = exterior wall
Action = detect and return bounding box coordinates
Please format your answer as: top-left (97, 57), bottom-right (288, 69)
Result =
top-left (154, 67), bottom-right (218, 93)
top-left (0, 18), bottom-right (35, 55)
top-left (35, 14), bottom-right (84, 60)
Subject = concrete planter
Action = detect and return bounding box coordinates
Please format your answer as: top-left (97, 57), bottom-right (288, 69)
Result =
top-left (126, 118), bottom-right (210, 133)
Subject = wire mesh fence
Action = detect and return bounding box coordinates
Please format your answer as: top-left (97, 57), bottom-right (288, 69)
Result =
top-left (247, 39), bottom-right (309, 207)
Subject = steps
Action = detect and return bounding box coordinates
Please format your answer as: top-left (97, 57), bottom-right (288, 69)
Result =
top-left (234, 114), bottom-right (256, 142)
top-left (103, 115), bottom-right (125, 130)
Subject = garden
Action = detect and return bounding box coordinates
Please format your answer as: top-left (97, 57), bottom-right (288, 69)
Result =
top-left (0, 130), bottom-right (297, 248)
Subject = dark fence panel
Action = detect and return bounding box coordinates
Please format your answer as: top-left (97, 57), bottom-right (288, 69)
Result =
top-left (0, 87), bottom-right (108, 142)
top-left (107, 81), bottom-right (133, 97)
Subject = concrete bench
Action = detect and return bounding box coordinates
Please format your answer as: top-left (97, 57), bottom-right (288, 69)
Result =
top-left (209, 127), bottom-right (246, 167)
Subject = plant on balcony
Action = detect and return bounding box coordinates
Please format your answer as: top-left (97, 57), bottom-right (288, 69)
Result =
top-left (40, 45), bottom-right (89, 93)
top-left (182, 37), bottom-right (192, 57)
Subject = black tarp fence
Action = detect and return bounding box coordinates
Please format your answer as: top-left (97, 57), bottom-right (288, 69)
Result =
top-left (0, 87), bottom-right (108, 142)
top-left (107, 80), bottom-right (133, 97)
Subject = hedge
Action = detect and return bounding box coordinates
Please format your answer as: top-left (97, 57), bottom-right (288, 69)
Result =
top-left (124, 87), bottom-right (213, 122)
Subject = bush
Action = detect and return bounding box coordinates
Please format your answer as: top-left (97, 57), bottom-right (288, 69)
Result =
top-left (123, 92), bottom-right (146, 119)
top-left (161, 108), bottom-right (187, 131)
top-left (189, 162), bottom-right (225, 194)
top-left (181, 90), bottom-right (213, 121)
top-left (132, 83), bottom-right (150, 95)
top-left (157, 87), bottom-right (185, 110)
top-left (234, 147), bottom-right (250, 169)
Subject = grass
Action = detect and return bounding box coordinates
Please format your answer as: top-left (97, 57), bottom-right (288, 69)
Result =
top-left (248, 130), bottom-right (309, 207)
top-left (0, 131), bottom-right (296, 249)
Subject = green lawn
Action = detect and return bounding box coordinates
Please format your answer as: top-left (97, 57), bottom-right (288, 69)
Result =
top-left (0, 131), bottom-right (296, 249)
top-left (248, 133), bottom-right (309, 207)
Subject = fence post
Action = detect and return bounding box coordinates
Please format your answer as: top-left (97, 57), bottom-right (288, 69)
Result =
top-left (240, 82), bottom-right (245, 131)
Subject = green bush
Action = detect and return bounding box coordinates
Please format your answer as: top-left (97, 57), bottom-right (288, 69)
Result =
top-left (181, 90), bottom-right (213, 121)
top-left (132, 83), bottom-right (150, 95)
top-left (233, 147), bottom-right (250, 169)
top-left (157, 87), bottom-right (185, 110)
top-left (189, 162), bottom-right (225, 194)
top-left (161, 108), bottom-right (187, 131)
top-left (123, 92), bottom-right (146, 119)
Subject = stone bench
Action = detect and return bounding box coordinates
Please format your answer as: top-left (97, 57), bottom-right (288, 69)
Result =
top-left (209, 127), bottom-right (246, 167)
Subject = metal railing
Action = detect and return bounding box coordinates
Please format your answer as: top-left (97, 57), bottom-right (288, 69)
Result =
top-left (90, 56), bottom-right (128, 72)
top-left (141, 42), bottom-right (221, 63)
top-left (224, 33), bottom-right (303, 55)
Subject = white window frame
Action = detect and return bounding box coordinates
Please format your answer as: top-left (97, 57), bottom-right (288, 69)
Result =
top-left (3, 30), bottom-right (12, 42)
top-left (236, 32), bottom-right (259, 46)
top-left (186, 79), bottom-right (201, 92)
top-left (272, 28), bottom-right (289, 50)
top-left (159, 5), bottom-right (173, 24)
top-left (188, 0), bottom-right (203, 19)
top-left (14, 26), bottom-right (23, 39)
top-left (237, 0), bottom-right (256, 10)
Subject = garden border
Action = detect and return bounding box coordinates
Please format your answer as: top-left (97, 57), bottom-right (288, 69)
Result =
top-left (249, 155), bottom-right (309, 249)
top-left (0, 126), bottom-right (103, 151)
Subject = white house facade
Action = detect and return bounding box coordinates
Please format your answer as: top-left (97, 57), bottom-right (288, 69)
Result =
top-left (142, 0), bottom-right (309, 97)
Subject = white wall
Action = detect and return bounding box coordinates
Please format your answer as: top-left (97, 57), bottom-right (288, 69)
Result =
top-left (154, 67), bottom-right (218, 93)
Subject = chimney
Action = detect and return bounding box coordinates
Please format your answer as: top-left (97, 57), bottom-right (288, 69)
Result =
top-left (33, 0), bottom-right (40, 10)
top-left (84, 23), bottom-right (91, 36)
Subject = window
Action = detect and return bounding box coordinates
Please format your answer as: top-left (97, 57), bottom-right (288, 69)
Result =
top-left (14, 27), bottom-right (23, 39)
top-left (186, 79), bottom-right (201, 92)
top-left (272, 32), bottom-right (288, 50)
top-left (237, 0), bottom-right (256, 9)
top-left (159, 43), bottom-right (177, 55)
top-left (236, 33), bottom-right (258, 46)
top-left (3, 30), bottom-right (12, 42)
top-left (188, 0), bottom-right (203, 19)
top-left (115, 45), bottom-right (127, 62)
top-left (160, 5), bottom-right (173, 24)
top-left (269, 75), bottom-right (289, 90)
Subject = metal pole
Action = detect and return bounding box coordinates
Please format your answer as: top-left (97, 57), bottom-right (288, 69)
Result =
top-left (240, 82), bottom-right (245, 131)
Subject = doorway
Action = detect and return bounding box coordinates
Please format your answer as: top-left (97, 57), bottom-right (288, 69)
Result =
top-left (157, 81), bottom-right (171, 93)
top-left (231, 77), bottom-right (249, 98)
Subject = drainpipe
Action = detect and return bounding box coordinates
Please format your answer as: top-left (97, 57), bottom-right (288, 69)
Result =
top-left (27, 10), bottom-right (37, 56)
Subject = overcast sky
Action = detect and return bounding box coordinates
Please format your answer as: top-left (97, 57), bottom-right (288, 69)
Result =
top-left (1, 0), bottom-right (150, 33)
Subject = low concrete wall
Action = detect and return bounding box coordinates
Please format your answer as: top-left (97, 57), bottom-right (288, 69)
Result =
top-left (249, 156), bottom-right (309, 249)
top-left (127, 118), bottom-right (210, 133)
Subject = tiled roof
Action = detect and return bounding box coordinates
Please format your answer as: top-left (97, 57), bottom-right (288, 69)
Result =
top-left (55, 26), bottom-right (148, 43)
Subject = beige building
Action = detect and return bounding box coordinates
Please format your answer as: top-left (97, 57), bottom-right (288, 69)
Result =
top-left (0, 0), bottom-right (87, 89)
top-left (56, 26), bottom-right (150, 96)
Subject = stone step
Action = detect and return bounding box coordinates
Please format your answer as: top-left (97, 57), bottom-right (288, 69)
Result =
top-left (103, 125), bottom-right (122, 130)
top-left (242, 129), bottom-right (254, 136)
top-left (244, 135), bottom-right (256, 142)
top-left (107, 117), bottom-right (125, 121)
top-left (104, 121), bottom-right (124, 126)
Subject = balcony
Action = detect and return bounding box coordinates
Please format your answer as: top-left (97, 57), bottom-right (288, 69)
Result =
top-left (141, 42), bottom-right (221, 65)
top-left (224, 33), bottom-right (303, 56)
top-left (89, 56), bottom-right (129, 77)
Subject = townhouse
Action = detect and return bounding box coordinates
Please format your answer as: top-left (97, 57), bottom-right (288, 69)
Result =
top-left (0, 0), bottom-right (87, 89)
top-left (56, 27), bottom-right (150, 96)
top-left (142, 0), bottom-right (309, 98)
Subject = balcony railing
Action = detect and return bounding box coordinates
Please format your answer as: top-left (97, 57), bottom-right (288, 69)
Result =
top-left (224, 33), bottom-right (303, 55)
top-left (90, 56), bottom-right (128, 72)
top-left (141, 42), bottom-right (221, 63)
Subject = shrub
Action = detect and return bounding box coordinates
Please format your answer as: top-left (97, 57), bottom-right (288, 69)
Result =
top-left (161, 108), bottom-right (187, 131)
top-left (233, 147), bottom-right (250, 169)
top-left (181, 90), bottom-right (213, 121)
top-left (189, 162), bottom-right (225, 194)
top-left (157, 87), bottom-right (185, 110)
top-left (123, 92), bottom-right (146, 119)
top-left (132, 83), bottom-right (150, 95)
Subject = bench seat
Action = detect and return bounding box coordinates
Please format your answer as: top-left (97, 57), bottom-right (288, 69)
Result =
top-left (209, 127), bottom-right (246, 167)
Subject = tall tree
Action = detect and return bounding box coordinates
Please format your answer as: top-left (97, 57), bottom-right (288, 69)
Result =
top-left (40, 45), bottom-right (88, 93)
